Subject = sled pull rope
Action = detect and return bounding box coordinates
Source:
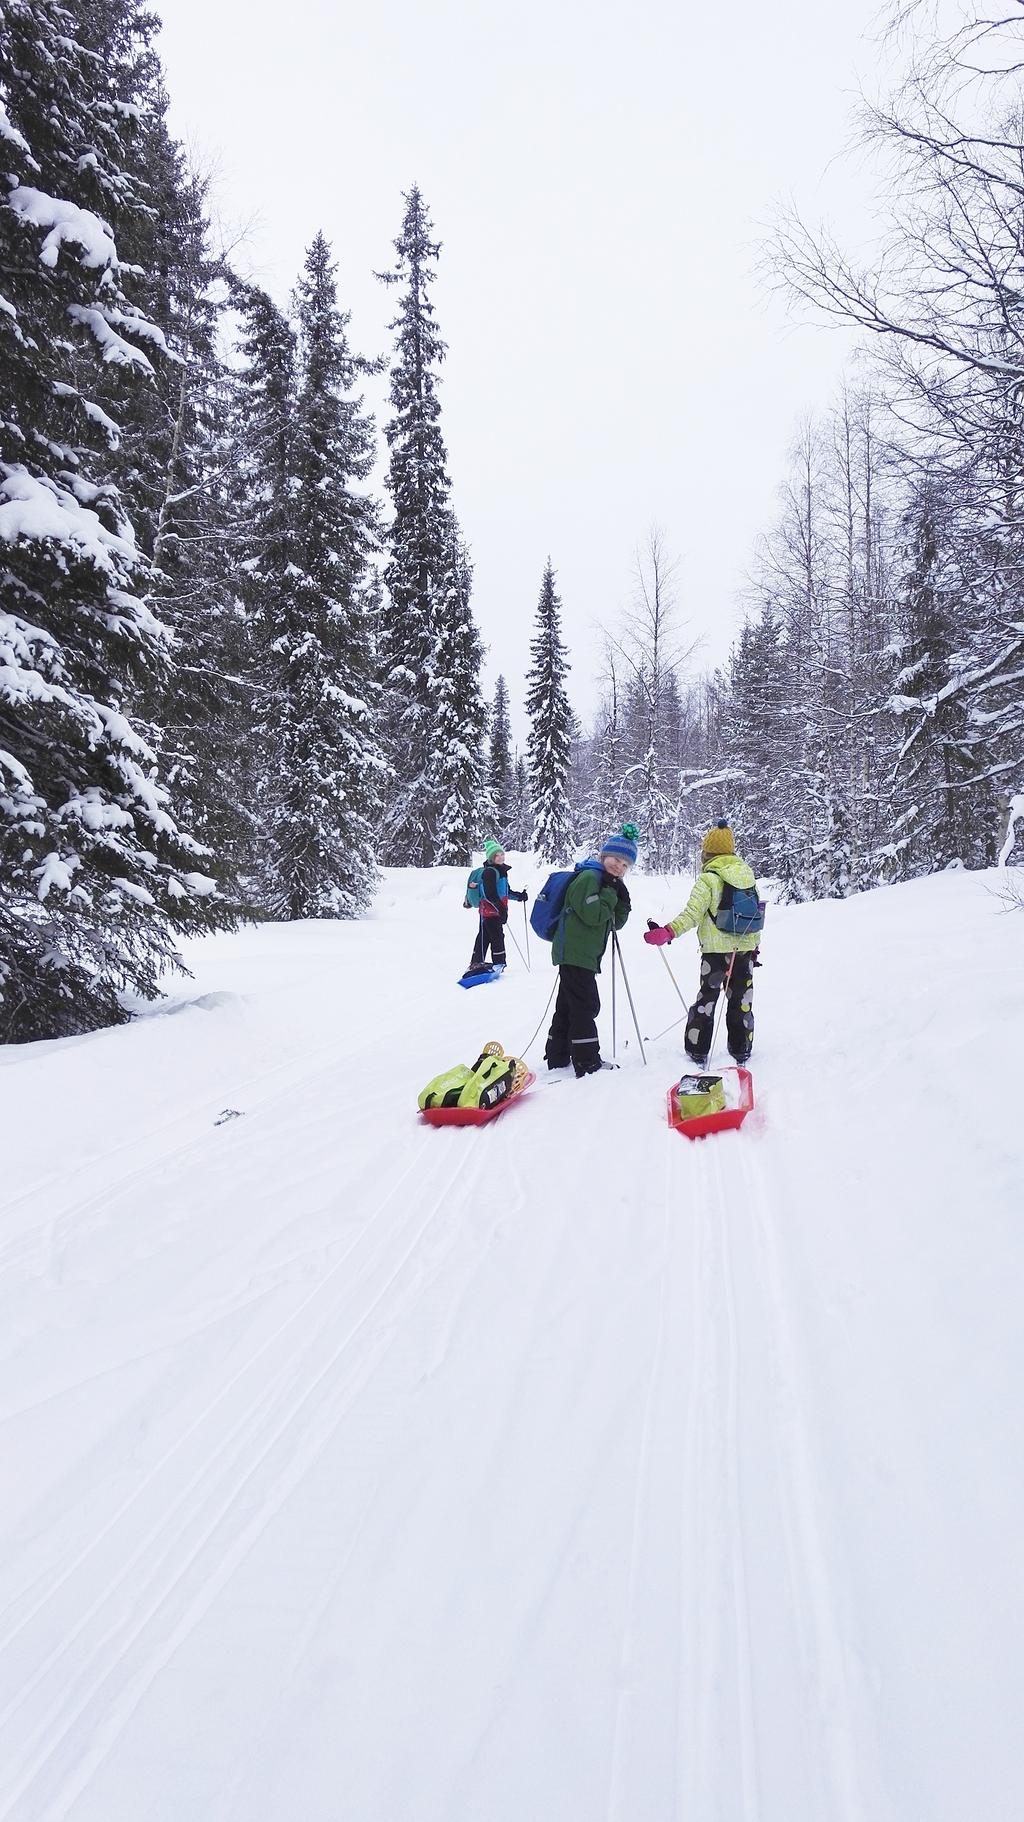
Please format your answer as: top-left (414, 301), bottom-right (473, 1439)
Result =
top-left (612, 929), bottom-right (647, 1066)
top-left (705, 950), bottom-right (737, 1070)
top-left (518, 977), bottom-right (558, 1059)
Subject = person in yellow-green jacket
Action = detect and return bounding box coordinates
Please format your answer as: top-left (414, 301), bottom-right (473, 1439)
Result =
top-left (644, 821), bottom-right (761, 1067)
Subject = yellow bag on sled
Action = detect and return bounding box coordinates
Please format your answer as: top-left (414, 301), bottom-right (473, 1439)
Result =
top-left (418, 1042), bottom-right (527, 1112)
top-left (674, 1073), bottom-right (726, 1121)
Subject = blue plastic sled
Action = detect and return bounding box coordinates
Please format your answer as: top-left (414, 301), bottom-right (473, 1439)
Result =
top-left (458, 965), bottom-right (505, 990)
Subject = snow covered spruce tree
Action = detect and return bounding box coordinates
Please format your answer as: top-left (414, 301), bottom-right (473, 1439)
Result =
top-left (263, 234), bottom-right (384, 919)
top-left (428, 529), bottom-right (487, 864)
top-left (487, 674), bottom-right (516, 837)
top-left (377, 186), bottom-right (484, 862)
top-left (605, 530), bottom-right (689, 870)
top-left (525, 559), bottom-right (575, 861)
top-left (121, 116), bottom-right (252, 883)
top-left (888, 477), bottom-right (986, 874)
top-left (509, 753), bottom-right (530, 850)
top-left (583, 646), bottom-right (625, 852)
top-left (0, 0), bottom-right (234, 1041)
top-left (227, 276), bottom-right (297, 902)
top-left (722, 605), bottom-right (791, 877)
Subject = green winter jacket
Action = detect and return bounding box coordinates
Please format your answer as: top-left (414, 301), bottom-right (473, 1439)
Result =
top-left (552, 861), bottom-right (630, 972)
top-left (668, 854), bottom-right (760, 954)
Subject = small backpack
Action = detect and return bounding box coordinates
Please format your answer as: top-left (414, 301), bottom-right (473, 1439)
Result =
top-left (529, 865), bottom-right (583, 940)
top-left (713, 881), bottom-right (765, 936)
top-left (464, 866), bottom-right (483, 910)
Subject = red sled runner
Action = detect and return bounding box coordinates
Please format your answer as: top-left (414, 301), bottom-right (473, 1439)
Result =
top-left (667, 1067), bottom-right (754, 1140)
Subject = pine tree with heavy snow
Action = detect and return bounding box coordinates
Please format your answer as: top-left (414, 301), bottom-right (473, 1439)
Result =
top-left (487, 674), bottom-right (516, 838)
top-left (116, 102), bottom-right (252, 884)
top-left (510, 753), bottom-right (530, 851)
top-left (428, 529), bottom-right (486, 864)
top-left (377, 185), bottom-right (472, 863)
top-left (565, 707), bottom-right (591, 853)
top-left (723, 605), bottom-right (790, 877)
top-left (262, 233), bottom-right (384, 919)
top-left (608, 530), bottom-right (688, 869)
top-left (888, 479), bottom-right (985, 875)
top-left (525, 559), bottom-right (575, 861)
top-left (584, 648), bottom-right (625, 852)
top-left (0, 0), bottom-right (235, 1041)
top-left (224, 279), bottom-right (298, 901)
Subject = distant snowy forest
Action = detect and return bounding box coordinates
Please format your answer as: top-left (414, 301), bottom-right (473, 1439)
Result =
top-left (2, 0), bottom-right (1023, 1042)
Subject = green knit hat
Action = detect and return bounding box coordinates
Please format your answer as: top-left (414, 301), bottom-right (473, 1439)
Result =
top-left (483, 839), bottom-right (503, 861)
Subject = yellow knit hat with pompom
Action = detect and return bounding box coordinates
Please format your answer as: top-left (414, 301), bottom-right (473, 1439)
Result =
top-left (702, 820), bottom-right (735, 861)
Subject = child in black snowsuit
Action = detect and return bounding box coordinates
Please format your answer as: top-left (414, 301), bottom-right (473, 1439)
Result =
top-left (465, 841), bottom-right (528, 974)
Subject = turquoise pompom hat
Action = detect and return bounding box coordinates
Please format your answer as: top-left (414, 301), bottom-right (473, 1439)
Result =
top-left (600, 822), bottom-right (639, 865)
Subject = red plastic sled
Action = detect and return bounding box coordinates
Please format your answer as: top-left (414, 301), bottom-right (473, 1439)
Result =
top-left (667, 1067), bottom-right (754, 1141)
top-left (420, 1074), bottom-right (536, 1127)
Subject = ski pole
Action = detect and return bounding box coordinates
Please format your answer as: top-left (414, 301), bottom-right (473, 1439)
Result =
top-left (522, 898), bottom-right (531, 970)
top-left (506, 922), bottom-right (528, 970)
top-left (611, 930), bottom-right (647, 1066)
top-left (611, 933), bottom-right (617, 1060)
top-left (646, 1011), bottom-right (688, 1045)
top-left (705, 952), bottom-right (737, 1071)
top-left (646, 918), bottom-right (689, 1013)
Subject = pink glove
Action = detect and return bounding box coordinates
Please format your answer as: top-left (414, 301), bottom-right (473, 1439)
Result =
top-left (644, 925), bottom-right (674, 946)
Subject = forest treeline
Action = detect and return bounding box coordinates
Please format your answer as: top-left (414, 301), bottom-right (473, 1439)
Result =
top-left (1, 0), bottom-right (1021, 1040)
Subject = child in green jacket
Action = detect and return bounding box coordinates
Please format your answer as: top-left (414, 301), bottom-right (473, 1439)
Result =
top-left (644, 821), bottom-right (758, 1066)
top-left (544, 824), bottom-right (636, 1076)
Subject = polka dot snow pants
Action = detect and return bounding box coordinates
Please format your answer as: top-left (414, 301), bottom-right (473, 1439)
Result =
top-left (685, 952), bottom-right (754, 1066)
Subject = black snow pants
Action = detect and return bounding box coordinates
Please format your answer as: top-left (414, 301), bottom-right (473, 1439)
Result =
top-left (545, 964), bottom-right (602, 1075)
top-left (684, 951), bottom-right (754, 1066)
top-left (468, 915), bottom-right (506, 972)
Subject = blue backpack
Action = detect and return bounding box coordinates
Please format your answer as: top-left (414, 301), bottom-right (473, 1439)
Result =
top-left (529, 865), bottom-right (583, 940)
top-left (713, 881), bottom-right (765, 936)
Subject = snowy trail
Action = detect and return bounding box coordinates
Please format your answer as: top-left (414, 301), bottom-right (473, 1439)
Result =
top-left (2, 866), bottom-right (1022, 1820)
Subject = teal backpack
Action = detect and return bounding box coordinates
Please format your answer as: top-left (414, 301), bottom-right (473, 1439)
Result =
top-left (464, 866), bottom-right (484, 910)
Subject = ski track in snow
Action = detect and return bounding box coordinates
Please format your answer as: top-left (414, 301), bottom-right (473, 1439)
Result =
top-left (0, 1018), bottom-right (388, 1280)
top-left (732, 1135), bottom-right (865, 1822)
top-left (1, 1131), bottom-right (488, 1819)
top-left (1, 866), bottom-right (1023, 1821)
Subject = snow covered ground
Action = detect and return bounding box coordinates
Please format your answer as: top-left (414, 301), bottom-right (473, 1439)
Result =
top-left (2, 862), bottom-right (1023, 1822)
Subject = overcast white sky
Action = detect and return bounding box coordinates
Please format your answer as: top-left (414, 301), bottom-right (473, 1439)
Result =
top-left (157, 0), bottom-right (890, 736)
